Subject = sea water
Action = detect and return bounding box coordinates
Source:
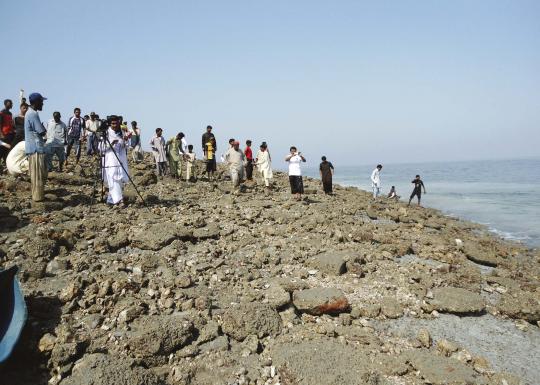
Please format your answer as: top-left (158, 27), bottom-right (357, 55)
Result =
top-left (303, 158), bottom-right (540, 248)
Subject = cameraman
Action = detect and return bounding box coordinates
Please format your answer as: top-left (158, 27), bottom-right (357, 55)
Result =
top-left (102, 116), bottom-right (129, 205)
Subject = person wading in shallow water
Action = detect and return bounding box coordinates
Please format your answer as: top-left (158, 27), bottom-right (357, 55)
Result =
top-left (285, 146), bottom-right (306, 201)
top-left (408, 174), bottom-right (427, 206)
top-left (319, 156), bottom-right (334, 194)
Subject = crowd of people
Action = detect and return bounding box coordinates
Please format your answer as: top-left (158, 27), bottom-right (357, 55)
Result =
top-left (0, 91), bottom-right (426, 206)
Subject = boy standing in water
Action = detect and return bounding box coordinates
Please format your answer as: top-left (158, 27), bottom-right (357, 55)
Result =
top-left (408, 175), bottom-right (427, 206)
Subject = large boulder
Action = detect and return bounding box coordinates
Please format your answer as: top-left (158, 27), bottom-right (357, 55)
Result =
top-left (293, 287), bottom-right (350, 315)
top-left (221, 302), bottom-right (281, 341)
top-left (427, 287), bottom-right (485, 315)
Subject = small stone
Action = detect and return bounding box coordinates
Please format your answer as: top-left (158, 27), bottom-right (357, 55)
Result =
top-left (454, 349), bottom-right (472, 363)
top-left (380, 297), bottom-right (403, 319)
top-left (194, 296), bottom-right (209, 310)
top-left (472, 356), bottom-right (491, 374)
top-left (265, 283), bottom-right (291, 310)
top-left (437, 339), bottom-right (459, 356)
top-left (38, 333), bottom-right (56, 352)
top-left (199, 335), bottom-right (229, 353)
top-left (175, 274), bottom-right (192, 288)
top-left (59, 282), bottom-right (81, 302)
top-left (417, 328), bottom-right (431, 348)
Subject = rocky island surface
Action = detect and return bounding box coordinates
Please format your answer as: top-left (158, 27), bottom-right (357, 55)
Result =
top-left (1, 155), bottom-right (539, 385)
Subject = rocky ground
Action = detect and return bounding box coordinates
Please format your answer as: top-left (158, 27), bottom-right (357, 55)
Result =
top-left (0, 153), bottom-right (539, 385)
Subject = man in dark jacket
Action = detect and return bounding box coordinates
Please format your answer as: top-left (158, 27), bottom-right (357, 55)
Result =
top-left (201, 125), bottom-right (215, 158)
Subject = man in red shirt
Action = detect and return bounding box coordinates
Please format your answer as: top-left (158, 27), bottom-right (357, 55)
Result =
top-left (0, 99), bottom-right (14, 164)
top-left (244, 140), bottom-right (253, 181)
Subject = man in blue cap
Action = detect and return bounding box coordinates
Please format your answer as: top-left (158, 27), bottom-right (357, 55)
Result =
top-left (24, 92), bottom-right (48, 201)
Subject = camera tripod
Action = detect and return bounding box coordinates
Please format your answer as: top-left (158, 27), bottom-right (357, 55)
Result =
top-left (90, 129), bottom-right (146, 207)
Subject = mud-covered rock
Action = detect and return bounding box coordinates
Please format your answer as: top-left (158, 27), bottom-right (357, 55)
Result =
top-left (309, 252), bottom-right (347, 276)
top-left (497, 290), bottom-right (540, 322)
top-left (380, 296), bottom-right (403, 319)
top-left (264, 283), bottom-right (291, 309)
top-left (221, 302), bottom-right (281, 341)
top-left (129, 224), bottom-right (192, 250)
top-left (22, 237), bottom-right (58, 259)
top-left (464, 244), bottom-right (502, 267)
top-left (62, 353), bottom-right (165, 385)
top-left (404, 350), bottom-right (487, 385)
top-left (270, 338), bottom-right (373, 385)
top-left (129, 315), bottom-right (195, 357)
top-left (428, 287), bottom-right (486, 314)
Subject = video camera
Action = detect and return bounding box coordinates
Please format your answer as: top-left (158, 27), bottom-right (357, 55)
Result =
top-left (97, 115), bottom-right (123, 133)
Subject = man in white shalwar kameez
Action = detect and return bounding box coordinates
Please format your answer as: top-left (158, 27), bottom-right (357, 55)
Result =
top-left (102, 117), bottom-right (129, 205)
top-left (254, 142), bottom-right (273, 188)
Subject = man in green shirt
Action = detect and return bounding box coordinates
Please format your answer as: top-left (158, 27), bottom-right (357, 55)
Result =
top-left (166, 133), bottom-right (183, 179)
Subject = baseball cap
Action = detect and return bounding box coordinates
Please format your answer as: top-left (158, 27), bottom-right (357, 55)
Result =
top-left (28, 93), bottom-right (47, 104)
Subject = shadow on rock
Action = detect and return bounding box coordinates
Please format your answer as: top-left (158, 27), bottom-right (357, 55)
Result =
top-left (0, 295), bottom-right (63, 385)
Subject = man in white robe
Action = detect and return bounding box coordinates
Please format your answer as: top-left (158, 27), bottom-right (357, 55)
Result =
top-left (102, 117), bottom-right (129, 205)
top-left (254, 142), bottom-right (273, 188)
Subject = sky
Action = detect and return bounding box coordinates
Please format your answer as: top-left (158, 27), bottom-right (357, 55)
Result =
top-left (2, 0), bottom-right (539, 166)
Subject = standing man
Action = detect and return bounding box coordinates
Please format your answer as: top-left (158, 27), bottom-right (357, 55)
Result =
top-left (12, 102), bottom-right (28, 146)
top-left (45, 111), bottom-right (67, 172)
top-left (130, 121), bottom-right (143, 162)
top-left (0, 99), bottom-right (15, 164)
top-left (85, 112), bottom-right (99, 155)
top-left (285, 146), bottom-right (306, 201)
top-left (408, 175), bottom-right (427, 206)
top-left (150, 128), bottom-right (167, 177)
top-left (254, 142), bottom-right (273, 189)
top-left (201, 125), bottom-right (215, 158)
top-left (166, 133), bottom-right (183, 179)
top-left (65, 107), bottom-right (84, 165)
top-left (103, 116), bottom-right (129, 205)
top-left (24, 93), bottom-right (48, 202)
top-left (244, 140), bottom-right (253, 181)
top-left (224, 140), bottom-right (245, 188)
top-left (370, 164), bottom-right (383, 199)
top-left (319, 156), bottom-right (334, 194)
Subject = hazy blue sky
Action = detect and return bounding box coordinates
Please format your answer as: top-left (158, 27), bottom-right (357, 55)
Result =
top-left (2, 0), bottom-right (539, 165)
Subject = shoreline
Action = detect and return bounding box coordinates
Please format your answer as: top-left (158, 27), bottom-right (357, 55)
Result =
top-left (1, 154), bottom-right (539, 385)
